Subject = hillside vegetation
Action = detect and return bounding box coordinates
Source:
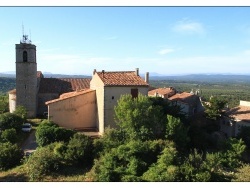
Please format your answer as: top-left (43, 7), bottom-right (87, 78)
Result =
top-left (0, 77), bottom-right (15, 94)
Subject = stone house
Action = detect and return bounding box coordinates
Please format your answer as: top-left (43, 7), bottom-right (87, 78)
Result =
top-left (46, 68), bottom-right (149, 134)
top-left (220, 100), bottom-right (250, 137)
top-left (148, 87), bottom-right (176, 99)
top-left (168, 92), bottom-right (204, 117)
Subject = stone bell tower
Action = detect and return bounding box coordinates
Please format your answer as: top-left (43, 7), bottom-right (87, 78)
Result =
top-left (15, 33), bottom-right (37, 118)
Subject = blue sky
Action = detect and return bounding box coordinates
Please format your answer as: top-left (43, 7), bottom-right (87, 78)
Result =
top-left (1, 6), bottom-right (250, 75)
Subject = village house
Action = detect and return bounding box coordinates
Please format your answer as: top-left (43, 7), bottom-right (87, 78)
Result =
top-left (220, 100), bottom-right (250, 137)
top-left (148, 87), bottom-right (204, 117)
top-left (46, 69), bottom-right (149, 134)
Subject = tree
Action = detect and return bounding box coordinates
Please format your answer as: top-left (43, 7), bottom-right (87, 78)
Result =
top-left (237, 126), bottom-right (250, 148)
top-left (165, 115), bottom-right (190, 149)
top-left (0, 142), bottom-right (23, 170)
top-left (114, 94), bottom-right (165, 141)
top-left (203, 96), bottom-right (227, 120)
top-left (0, 95), bottom-right (9, 114)
top-left (14, 105), bottom-right (27, 120)
top-left (0, 112), bottom-right (24, 131)
top-left (63, 133), bottom-right (94, 166)
top-left (0, 128), bottom-right (17, 144)
top-left (35, 121), bottom-right (75, 147)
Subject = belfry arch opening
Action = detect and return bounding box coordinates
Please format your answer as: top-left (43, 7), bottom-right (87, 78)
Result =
top-left (23, 51), bottom-right (28, 62)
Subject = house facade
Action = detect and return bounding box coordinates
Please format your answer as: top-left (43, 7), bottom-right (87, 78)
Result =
top-left (46, 68), bottom-right (149, 134)
top-left (220, 100), bottom-right (250, 137)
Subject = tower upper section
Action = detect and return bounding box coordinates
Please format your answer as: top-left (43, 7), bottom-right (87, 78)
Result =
top-left (16, 34), bottom-right (36, 63)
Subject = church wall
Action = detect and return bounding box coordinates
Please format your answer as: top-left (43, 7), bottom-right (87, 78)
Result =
top-left (37, 93), bottom-right (59, 116)
top-left (47, 90), bottom-right (97, 130)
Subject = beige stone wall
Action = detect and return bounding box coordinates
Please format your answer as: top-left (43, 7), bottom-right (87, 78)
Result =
top-left (240, 100), bottom-right (250, 107)
top-left (48, 90), bottom-right (97, 130)
top-left (8, 93), bottom-right (16, 113)
top-left (104, 86), bottom-right (148, 130)
top-left (90, 74), bottom-right (105, 133)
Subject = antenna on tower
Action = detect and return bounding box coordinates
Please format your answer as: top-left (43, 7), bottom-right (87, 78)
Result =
top-left (29, 29), bottom-right (32, 43)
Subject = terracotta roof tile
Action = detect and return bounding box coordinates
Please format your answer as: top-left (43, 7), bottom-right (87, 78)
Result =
top-left (96, 71), bottom-right (148, 86)
top-left (39, 78), bottom-right (90, 94)
top-left (148, 87), bottom-right (176, 97)
top-left (168, 92), bottom-right (194, 101)
top-left (226, 105), bottom-right (250, 122)
top-left (8, 89), bottom-right (16, 94)
top-left (46, 89), bottom-right (94, 105)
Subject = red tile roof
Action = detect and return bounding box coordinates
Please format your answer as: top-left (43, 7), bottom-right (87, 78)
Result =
top-left (168, 92), bottom-right (194, 101)
top-left (39, 78), bottom-right (90, 94)
top-left (96, 71), bottom-right (148, 86)
top-left (226, 105), bottom-right (250, 122)
top-left (46, 89), bottom-right (94, 105)
top-left (148, 87), bottom-right (176, 97)
top-left (8, 89), bottom-right (16, 94)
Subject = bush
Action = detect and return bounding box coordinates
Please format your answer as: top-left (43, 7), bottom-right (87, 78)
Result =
top-left (25, 143), bottom-right (62, 181)
top-left (0, 142), bottom-right (23, 170)
top-left (0, 128), bottom-right (17, 143)
top-left (64, 133), bottom-right (93, 166)
top-left (0, 112), bottom-right (24, 132)
top-left (35, 120), bottom-right (75, 147)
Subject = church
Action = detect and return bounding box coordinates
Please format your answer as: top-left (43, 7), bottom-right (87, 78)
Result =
top-left (9, 35), bottom-right (150, 134)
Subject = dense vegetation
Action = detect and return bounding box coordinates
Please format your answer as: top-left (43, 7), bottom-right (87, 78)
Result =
top-left (0, 77), bottom-right (15, 95)
top-left (1, 94), bottom-right (249, 182)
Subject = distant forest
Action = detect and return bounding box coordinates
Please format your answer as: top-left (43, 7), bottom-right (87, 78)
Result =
top-left (0, 77), bottom-right (15, 94)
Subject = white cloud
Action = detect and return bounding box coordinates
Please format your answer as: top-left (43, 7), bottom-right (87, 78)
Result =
top-left (158, 48), bottom-right (175, 55)
top-left (172, 18), bottom-right (205, 35)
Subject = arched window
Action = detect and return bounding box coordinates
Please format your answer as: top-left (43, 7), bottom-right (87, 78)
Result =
top-left (23, 51), bottom-right (28, 62)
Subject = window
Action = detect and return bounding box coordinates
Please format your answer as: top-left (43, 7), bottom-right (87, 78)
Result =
top-left (131, 88), bottom-right (138, 98)
top-left (112, 96), bottom-right (114, 100)
top-left (23, 51), bottom-right (28, 62)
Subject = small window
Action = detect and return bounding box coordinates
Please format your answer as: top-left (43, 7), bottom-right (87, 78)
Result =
top-left (131, 88), bottom-right (138, 98)
top-left (112, 96), bottom-right (114, 100)
top-left (23, 51), bottom-right (28, 62)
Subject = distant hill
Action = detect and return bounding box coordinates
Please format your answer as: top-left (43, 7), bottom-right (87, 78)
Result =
top-left (149, 74), bottom-right (250, 83)
top-left (0, 77), bottom-right (15, 94)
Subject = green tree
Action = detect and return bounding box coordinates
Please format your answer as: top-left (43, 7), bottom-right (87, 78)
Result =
top-left (203, 96), bottom-right (227, 120)
top-left (14, 105), bottom-right (27, 120)
top-left (0, 112), bottom-right (24, 131)
top-left (0, 128), bottom-right (17, 144)
top-left (142, 141), bottom-right (179, 181)
top-left (25, 142), bottom-right (61, 181)
top-left (165, 114), bottom-right (190, 149)
top-left (0, 142), bottom-right (23, 170)
top-left (114, 94), bottom-right (165, 141)
top-left (0, 95), bottom-right (9, 114)
top-left (63, 133), bottom-right (93, 166)
top-left (35, 121), bottom-right (75, 147)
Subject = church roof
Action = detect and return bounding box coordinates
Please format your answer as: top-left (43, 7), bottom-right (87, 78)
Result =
top-left (148, 87), bottom-right (176, 97)
top-left (96, 71), bottom-right (148, 86)
top-left (39, 78), bottom-right (91, 94)
top-left (46, 89), bottom-right (94, 105)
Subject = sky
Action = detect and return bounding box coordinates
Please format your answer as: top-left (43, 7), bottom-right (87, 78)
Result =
top-left (1, 5), bottom-right (250, 76)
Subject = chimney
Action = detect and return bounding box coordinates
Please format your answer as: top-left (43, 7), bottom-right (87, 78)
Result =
top-left (93, 69), bottom-right (96, 76)
top-left (102, 70), bottom-right (105, 77)
top-left (135, 68), bottom-right (139, 76)
top-left (145, 72), bottom-right (149, 83)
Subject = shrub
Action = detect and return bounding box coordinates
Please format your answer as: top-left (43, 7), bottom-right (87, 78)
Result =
top-left (0, 142), bottom-right (23, 170)
top-left (64, 133), bottom-right (93, 166)
top-left (35, 120), bottom-right (75, 147)
top-left (25, 143), bottom-right (62, 181)
top-left (0, 112), bottom-right (24, 132)
top-left (0, 128), bottom-right (17, 143)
